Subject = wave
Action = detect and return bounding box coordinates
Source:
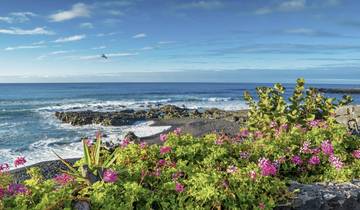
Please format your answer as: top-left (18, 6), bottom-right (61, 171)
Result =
top-left (0, 121), bottom-right (170, 168)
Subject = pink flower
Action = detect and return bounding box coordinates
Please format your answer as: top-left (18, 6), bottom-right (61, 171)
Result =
top-left (14, 156), bottom-right (26, 167)
top-left (160, 134), bottom-right (167, 142)
top-left (154, 168), bottom-right (161, 177)
top-left (175, 182), bottom-right (185, 193)
top-left (321, 140), bottom-right (334, 156)
top-left (258, 158), bottom-right (277, 176)
top-left (239, 151), bottom-right (250, 159)
top-left (308, 120), bottom-right (321, 127)
top-left (174, 128), bottom-right (182, 135)
top-left (103, 169), bottom-right (118, 183)
top-left (140, 142), bottom-right (147, 149)
top-left (0, 188), bottom-right (5, 199)
top-left (0, 163), bottom-right (9, 172)
top-left (84, 139), bottom-right (92, 146)
top-left (308, 155), bottom-right (320, 165)
top-left (160, 146), bottom-right (172, 155)
top-left (54, 173), bottom-right (74, 185)
top-left (352, 150), bottom-right (360, 159)
top-left (226, 165), bottom-right (238, 174)
top-left (215, 138), bottom-right (224, 145)
top-left (300, 141), bottom-right (312, 154)
top-left (120, 138), bottom-right (130, 148)
top-left (259, 202), bottom-right (266, 210)
top-left (240, 129), bottom-right (249, 138)
top-left (291, 155), bottom-right (303, 165)
top-left (270, 121), bottom-right (277, 128)
top-left (158, 159), bottom-right (166, 167)
top-left (249, 170), bottom-right (257, 180)
top-left (329, 155), bottom-right (343, 170)
top-left (311, 147), bottom-right (321, 154)
top-left (254, 131), bottom-right (263, 139)
top-left (7, 184), bottom-right (28, 195)
top-left (172, 172), bottom-right (184, 180)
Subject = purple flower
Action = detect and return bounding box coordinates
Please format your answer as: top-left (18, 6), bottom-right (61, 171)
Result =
top-left (226, 165), bottom-right (238, 174)
top-left (291, 155), bottom-right (303, 165)
top-left (308, 155), bottom-right (320, 165)
top-left (174, 128), bottom-right (182, 135)
top-left (14, 156), bottom-right (26, 168)
top-left (172, 172), bottom-right (184, 180)
top-left (160, 134), bottom-right (167, 142)
top-left (222, 180), bottom-right (229, 188)
top-left (240, 129), bottom-right (249, 138)
top-left (175, 182), bottom-right (185, 193)
top-left (54, 173), bottom-right (74, 185)
top-left (258, 158), bottom-right (277, 176)
top-left (329, 155), bottom-right (343, 170)
top-left (321, 140), bottom-right (334, 156)
top-left (280, 124), bottom-right (289, 131)
top-left (103, 169), bottom-right (118, 183)
top-left (160, 146), bottom-right (172, 155)
top-left (353, 150), bottom-right (360, 159)
top-left (7, 184), bottom-right (28, 195)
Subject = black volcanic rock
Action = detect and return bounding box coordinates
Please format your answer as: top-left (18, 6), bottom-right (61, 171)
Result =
top-left (55, 105), bottom-right (249, 126)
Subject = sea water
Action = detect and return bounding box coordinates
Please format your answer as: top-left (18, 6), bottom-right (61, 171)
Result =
top-left (0, 83), bottom-right (359, 167)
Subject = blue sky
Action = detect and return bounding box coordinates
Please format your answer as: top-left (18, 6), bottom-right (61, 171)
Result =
top-left (0, 0), bottom-right (360, 83)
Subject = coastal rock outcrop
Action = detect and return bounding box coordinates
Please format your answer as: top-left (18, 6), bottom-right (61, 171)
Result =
top-left (54, 105), bottom-right (248, 126)
top-left (276, 180), bottom-right (360, 210)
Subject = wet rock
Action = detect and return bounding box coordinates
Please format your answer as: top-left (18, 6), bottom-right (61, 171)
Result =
top-left (124, 131), bottom-right (140, 143)
top-left (55, 105), bottom-right (248, 126)
top-left (73, 200), bottom-right (90, 210)
top-left (276, 180), bottom-right (360, 210)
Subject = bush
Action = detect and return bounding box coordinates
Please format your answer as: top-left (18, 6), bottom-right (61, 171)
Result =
top-left (1, 79), bottom-right (359, 209)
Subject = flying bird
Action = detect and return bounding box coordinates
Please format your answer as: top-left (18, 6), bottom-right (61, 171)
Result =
top-left (101, 54), bottom-right (108, 59)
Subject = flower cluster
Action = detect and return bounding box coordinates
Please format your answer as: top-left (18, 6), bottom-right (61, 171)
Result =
top-left (54, 173), bottom-right (75, 185)
top-left (258, 158), bottom-right (277, 176)
top-left (14, 156), bottom-right (26, 168)
top-left (102, 169), bottom-right (118, 183)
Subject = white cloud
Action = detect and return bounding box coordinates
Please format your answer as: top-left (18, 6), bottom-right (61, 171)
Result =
top-left (49, 3), bottom-right (90, 22)
top-left (254, 8), bottom-right (272, 15)
top-left (50, 50), bottom-right (72, 55)
top-left (278, 0), bottom-right (306, 11)
top-left (80, 22), bottom-right (94, 29)
top-left (54, 34), bottom-right (86, 43)
top-left (141, 46), bottom-right (154, 50)
top-left (0, 27), bottom-right (54, 35)
top-left (284, 28), bottom-right (315, 35)
top-left (92, 46), bottom-right (106, 50)
top-left (108, 10), bottom-right (124, 16)
top-left (5, 45), bottom-right (45, 51)
top-left (78, 52), bottom-right (138, 60)
top-left (0, 12), bottom-right (36, 23)
top-left (0, 17), bottom-right (13, 23)
top-left (177, 1), bottom-right (224, 10)
top-left (132, 33), bottom-right (147, 39)
top-left (158, 41), bottom-right (176, 44)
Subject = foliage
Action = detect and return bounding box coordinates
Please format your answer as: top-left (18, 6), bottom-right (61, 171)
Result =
top-left (243, 78), bottom-right (352, 133)
top-left (1, 79), bottom-right (359, 209)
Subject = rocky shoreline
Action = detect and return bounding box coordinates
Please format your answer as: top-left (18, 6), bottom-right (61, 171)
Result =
top-left (317, 88), bottom-right (360, 94)
top-left (54, 105), bottom-right (248, 126)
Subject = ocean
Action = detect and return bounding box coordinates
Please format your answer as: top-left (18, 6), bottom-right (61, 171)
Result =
top-left (0, 83), bottom-right (359, 167)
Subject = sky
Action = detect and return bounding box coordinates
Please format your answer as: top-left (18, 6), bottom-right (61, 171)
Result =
top-left (0, 0), bottom-right (360, 83)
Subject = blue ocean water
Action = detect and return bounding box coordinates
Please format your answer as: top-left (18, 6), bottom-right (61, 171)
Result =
top-left (0, 83), bottom-right (359, 167)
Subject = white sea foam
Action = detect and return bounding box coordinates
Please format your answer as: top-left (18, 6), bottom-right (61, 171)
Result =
top-left (0, 121), bottom-right (170, 168)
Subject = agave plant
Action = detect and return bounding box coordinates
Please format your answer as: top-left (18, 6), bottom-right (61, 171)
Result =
top-left (54, 133), bottom-right (119, 185)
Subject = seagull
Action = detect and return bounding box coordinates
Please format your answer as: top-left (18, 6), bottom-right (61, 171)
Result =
top-left (101, 54), bottom-right (108, 59)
